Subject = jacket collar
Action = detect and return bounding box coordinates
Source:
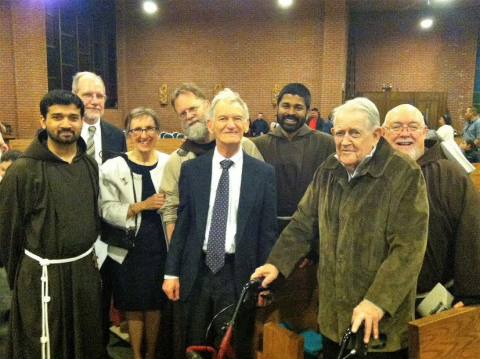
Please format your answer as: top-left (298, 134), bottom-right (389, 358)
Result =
top-left (324, 137), bottom-right (395, 179)
top-left (417, 139), bottom-right (446, 167)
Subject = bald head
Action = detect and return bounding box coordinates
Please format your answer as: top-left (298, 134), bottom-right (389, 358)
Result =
top-left (383, 104), bottom-right (427, 161)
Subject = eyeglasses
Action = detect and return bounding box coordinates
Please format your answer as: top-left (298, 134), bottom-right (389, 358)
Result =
top-left (178, 101), bottom-right (205, 120)
top-left (81, 92), bottom-right (107, 101)
top-left (384, 123), bottom-right (423, 133)
top-left (128, 127), bottom-right (159, 136)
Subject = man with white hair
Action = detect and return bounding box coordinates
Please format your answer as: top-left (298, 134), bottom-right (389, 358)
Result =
top-left (72, 71), bottom-right (126, 164)
top-left (252, 98), bottom-right (429, 359)
top-left (161, 83), bottom-right (263, 241)
top-left (162, 89), bottom-right (277, 358)
top-left (383, 104), bottom-right (480, 309)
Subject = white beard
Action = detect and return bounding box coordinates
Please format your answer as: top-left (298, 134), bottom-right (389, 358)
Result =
top-left (183, 121), bottom-right (209, 142)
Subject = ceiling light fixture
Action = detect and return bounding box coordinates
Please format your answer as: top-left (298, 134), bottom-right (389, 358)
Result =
top-left (143, 0), bottom-right (158, 14)
top-left (420, 18), bottom-right (433, 29)
top-left (278, 0), bottom-right (293, 9)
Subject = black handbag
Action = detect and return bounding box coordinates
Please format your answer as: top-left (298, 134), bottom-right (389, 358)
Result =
top-left (100, 155), bottom-right (138, 250)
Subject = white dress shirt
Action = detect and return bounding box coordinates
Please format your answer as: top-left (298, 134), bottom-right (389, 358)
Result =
top-left (164, 147), bottom-right (243, 279)
top-left (203, 147), bottom-right (243, 253)
top-left (81, 120), bottom-right (102, 165)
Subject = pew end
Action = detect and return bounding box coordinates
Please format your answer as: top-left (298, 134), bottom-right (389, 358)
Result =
top-left (408, 306), bottom-right (480, 359)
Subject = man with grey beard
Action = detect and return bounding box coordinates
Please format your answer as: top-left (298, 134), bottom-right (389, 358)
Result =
top-left (160, 83), bottom-right (263, 241)
top-left (383, 104), bottom-right (480, 310)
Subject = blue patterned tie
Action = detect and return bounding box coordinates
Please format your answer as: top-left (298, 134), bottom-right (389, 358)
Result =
top-left (206, 159), bottom-right (234, 273)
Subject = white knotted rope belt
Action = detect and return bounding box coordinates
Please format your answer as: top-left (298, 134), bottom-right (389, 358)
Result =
top-left (24, 247), bottom-right (93, 359)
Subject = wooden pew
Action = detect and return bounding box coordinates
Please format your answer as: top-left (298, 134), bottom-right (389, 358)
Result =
top-left (9, 138), bottom-right (185, 155)
top-left (8, 139), bottom-right (33, 151)
top-left (471, 163), bottom-right (480, 191)
top-left (256, 322), bottom-right (304, 359)
top-left (409, 306), bottom-right (480, 359)
top-left (256, 306), bottom-right (480, 359)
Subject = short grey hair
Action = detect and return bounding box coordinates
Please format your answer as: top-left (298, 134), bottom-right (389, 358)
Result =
top-left (72, 71), bottom-right (106, 94)
top-left (206, 88), bottom-right (249, 122)
top-left (332, 97), bottom-right (380, 131)
top-left (124, 107), bottom-right (161, 133)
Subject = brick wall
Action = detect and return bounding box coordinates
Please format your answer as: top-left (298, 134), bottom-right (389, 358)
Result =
top-left (352, 9), bottom-right (479, 131)
top-left (2, 1), bottom-right (478, 138)
top-left (117, 1), bottom-right (326, 132)
top-left (320, 0), bottom-right (348, 116)
top-left (0, 3), bottom-right (18, 136)
top-left (11, 0), bottom-right (48, 138)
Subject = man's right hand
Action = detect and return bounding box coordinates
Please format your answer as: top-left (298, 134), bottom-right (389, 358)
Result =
top-left (251, 264), bottom-right (279, 307)
top-left (162, 278), bottom-right (180, 301)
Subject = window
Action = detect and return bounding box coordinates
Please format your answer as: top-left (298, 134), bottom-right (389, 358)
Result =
top-left (474, 30), bottom-right (480, 113)
top-left (45, 0), bottom-right (118, 108)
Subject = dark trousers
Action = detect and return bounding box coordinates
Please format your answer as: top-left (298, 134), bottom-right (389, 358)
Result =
top-left (178, 254), bottom-right (254, 359)
top-left (100, 257), bottom-right (114, 349)
top-left (322, 336), bottom-right (409, 359)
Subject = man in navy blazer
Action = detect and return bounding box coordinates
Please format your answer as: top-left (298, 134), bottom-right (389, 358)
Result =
top-left (72, 72), bottom-right (127, 352)
top-left (163, 89), bottom-right (277, 358)
top-left (72, 71), bottom-right (127, 164)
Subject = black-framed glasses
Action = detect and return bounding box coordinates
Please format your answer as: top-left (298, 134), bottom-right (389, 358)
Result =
top-left (128, 127), bottom-right (159, 136)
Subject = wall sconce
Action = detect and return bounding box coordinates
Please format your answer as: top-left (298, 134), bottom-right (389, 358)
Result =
top-left (214, 84), bottom-right (224, 95)
top-left (382, 84), bottom-right (393, 92)
top-left (159, 84), bottom-right (168, 105)
top-left (272, 84), bottom-right (284, 105)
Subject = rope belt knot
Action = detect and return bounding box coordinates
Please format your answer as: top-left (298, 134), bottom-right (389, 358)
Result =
top-left (24, 247), bottom-right (93, 359)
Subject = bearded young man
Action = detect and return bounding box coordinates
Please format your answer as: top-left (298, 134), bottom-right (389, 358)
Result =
top-left (0, 90), bottom-right (104, 359)
top-left (252, 83), bottom-right (335, 235)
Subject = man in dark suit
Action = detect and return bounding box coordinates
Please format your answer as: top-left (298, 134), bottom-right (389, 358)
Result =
top-left (162, 89), bottom-right (277, 358)
top-left (72, 72), bottom-right (127, 354)
top-left (72, 71), bottom-right (127, 164)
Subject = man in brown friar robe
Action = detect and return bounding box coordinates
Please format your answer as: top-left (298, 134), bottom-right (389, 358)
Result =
top-left (0, 90), bottom-right (105, 359)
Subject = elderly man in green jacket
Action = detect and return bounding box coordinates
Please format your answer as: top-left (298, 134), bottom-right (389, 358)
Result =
top-left (252, 97), bottom-right (429, 359)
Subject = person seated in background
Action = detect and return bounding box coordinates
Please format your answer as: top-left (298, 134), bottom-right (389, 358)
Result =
top-left (0, 132), bottom-right (8, 154)
top-left (0, 150), bottom-right (22, 267)
top-left (306, 107), bottom-right (324, 131)
top-left (383, 104), bottom-right (480, 310)
top-left (436, 114), bottom-right (454, 141)
top-left (323, 112), bottom-right (334, 135)
top-left (462, 106), bottom-right (480, 147)
top-left (0, 150), bottom-right (22, 181)
top-left (460, 139), bottom-right (480, 163)
top-left (251, 112), bottom-right (269, 136)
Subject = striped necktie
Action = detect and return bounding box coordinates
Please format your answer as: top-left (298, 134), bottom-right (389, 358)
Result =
top-left (206, 159), bottom-right (234, 273)
top-left (86, 126), bottom-right (96, 158)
